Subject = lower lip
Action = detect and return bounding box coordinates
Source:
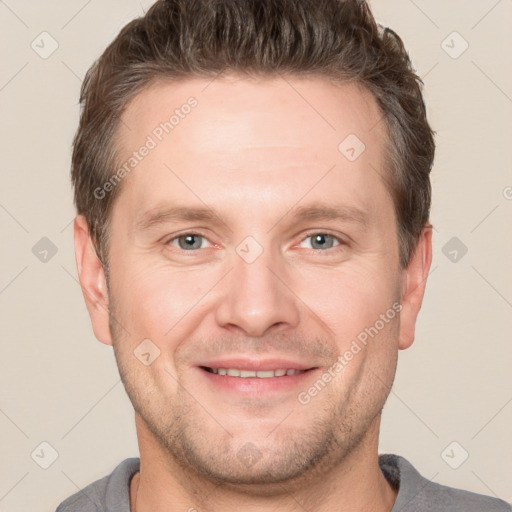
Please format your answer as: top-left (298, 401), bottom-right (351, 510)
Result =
top-left (198, 367), bottom-right (318, 394)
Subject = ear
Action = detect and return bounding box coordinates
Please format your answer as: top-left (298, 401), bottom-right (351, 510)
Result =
top-left (398, 225), bottom-right (433, 350)
top-left (74, 215), bottom-right (112, 345)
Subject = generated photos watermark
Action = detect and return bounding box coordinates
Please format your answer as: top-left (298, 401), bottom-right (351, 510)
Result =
top-left (297, 301), bottom-right (402, 405)
top-left (94, 96), bottom-right (198, 200)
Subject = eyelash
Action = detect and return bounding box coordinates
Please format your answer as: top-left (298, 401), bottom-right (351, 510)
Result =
top-left (165, 230), bottom-right (346, 254)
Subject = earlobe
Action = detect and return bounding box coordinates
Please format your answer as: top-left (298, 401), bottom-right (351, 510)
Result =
top-left (398, 225), bottom-right (433, 350)
top-left (74, 215), bottom-right (113, 346)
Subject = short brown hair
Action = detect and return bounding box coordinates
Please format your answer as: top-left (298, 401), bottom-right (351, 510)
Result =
top-left (72, 0), bottom-right (435, 270)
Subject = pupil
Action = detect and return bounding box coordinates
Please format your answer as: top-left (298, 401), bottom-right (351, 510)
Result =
top-left (313, 234), bottom-right (332, 249)
top-left (180, 235), bottom-right (201, 250)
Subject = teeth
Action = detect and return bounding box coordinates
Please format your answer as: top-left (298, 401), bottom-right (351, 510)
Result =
top-left (208, 367), bottom-right (306, 378)
top-left (256, 370), bottom-right (275, 378)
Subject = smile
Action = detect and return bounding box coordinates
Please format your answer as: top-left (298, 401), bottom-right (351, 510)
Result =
top-left (202, 367), bottom-right (307, 378)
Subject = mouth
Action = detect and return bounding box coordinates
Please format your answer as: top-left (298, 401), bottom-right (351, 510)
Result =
top-left (196, 359), bottom-right (319, 395)
top-left (201, 366), bottom-right (310, 378)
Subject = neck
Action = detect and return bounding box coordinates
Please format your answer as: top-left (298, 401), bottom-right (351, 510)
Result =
top-left (130, 414), bottom-right (397, 512)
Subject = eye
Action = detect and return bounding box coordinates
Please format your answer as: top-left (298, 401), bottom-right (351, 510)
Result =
top-left (299, 233), bottom-right (342, 251)
top-left (167, 233), bottom-right (212, 251)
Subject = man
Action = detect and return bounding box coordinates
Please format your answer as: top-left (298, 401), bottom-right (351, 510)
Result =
top-left (57, 0), bottom-right (510, 511)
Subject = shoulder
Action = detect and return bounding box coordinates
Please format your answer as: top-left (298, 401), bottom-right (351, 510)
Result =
top-left (379, 454), bottom-right (511, 512)
top-left (55, 458), bottom-right (140, 512)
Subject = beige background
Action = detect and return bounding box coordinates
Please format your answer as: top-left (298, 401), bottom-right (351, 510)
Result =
top-left (1, 0), bottom-right (511, 510)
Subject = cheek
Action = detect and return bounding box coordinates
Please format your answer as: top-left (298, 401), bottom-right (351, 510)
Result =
top-left (110, 259), bottom-right (214, 340)
top-left (294, 261), bottom-right (399, 343)
top-left (108, 265), bottom-right (210, 393)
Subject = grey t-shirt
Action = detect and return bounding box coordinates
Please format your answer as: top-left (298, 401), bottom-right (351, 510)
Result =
top-left (55, 454), bottom-right (510, 511)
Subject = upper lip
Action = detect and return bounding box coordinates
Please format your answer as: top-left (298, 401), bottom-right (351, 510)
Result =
top-left (197, 358), bottom-right (316, 371)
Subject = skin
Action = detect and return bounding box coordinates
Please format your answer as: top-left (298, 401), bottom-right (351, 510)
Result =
top-left (74, 75), bottom-right (432, 512)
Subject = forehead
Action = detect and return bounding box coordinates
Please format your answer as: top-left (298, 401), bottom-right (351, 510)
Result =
top-left (119, 74), bottom-right (384, 152)
top-left (112, 75), bottom-right (391, 225)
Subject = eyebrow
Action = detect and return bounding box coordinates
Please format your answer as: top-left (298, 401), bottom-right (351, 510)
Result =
top-left (134, 203), bottom-right (371, 232)
top-left (283, 203), bottom-right (371, 229)
top-left (135, 206), bottom-right (226, 231)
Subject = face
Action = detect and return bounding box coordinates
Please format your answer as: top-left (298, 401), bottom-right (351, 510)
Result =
top-left (77, 75), bottom-right (430, 486)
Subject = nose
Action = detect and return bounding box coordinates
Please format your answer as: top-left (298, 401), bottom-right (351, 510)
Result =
top-left (214, 245), bottom-right (301, 337)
